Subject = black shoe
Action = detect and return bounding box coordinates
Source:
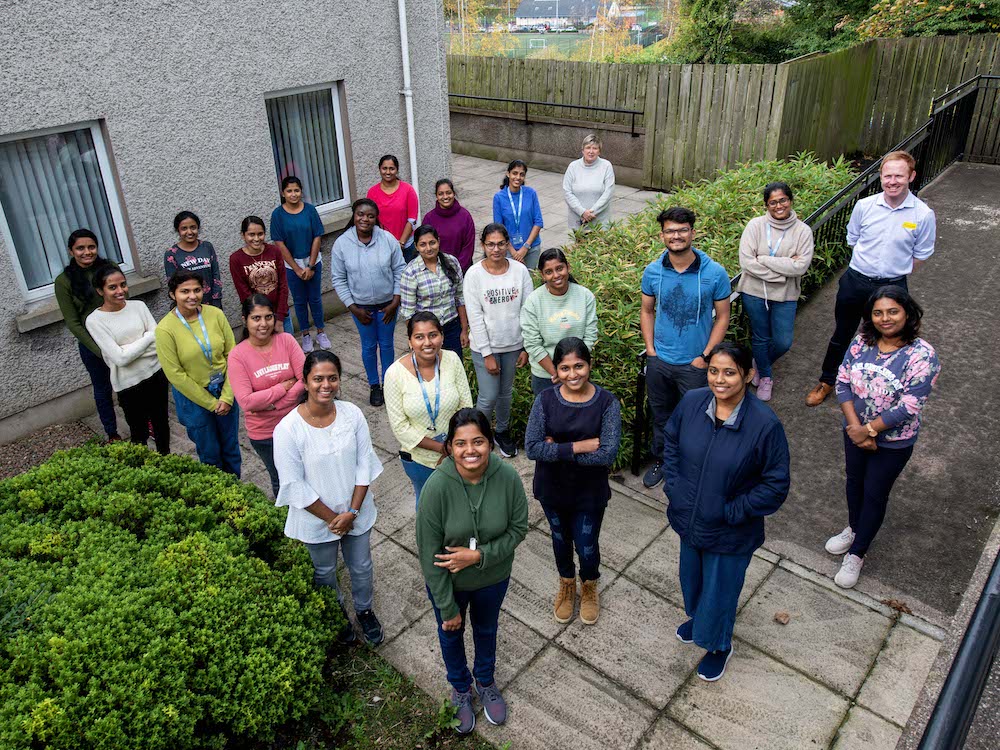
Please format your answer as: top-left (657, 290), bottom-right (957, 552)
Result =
top-left (369, 385), bottom-right (384, 407)
top-left (642, 460), bottom-right (664, 489)
top-left (337, 605), bottom-right (357, 645)
top-left (495, 431), bottom-right (518, 458)
top-left (356, 609), bottom-right (384, 645)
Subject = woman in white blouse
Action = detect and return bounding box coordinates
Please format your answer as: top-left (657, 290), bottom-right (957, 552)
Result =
top-left (273, 349), bottom-right (386, 645)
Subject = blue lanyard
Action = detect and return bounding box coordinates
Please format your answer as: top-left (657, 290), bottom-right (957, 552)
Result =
top-left (175, 308), bottom-right (213, 364)
top-left (507, 188), bottom-right (523, 227)
top-left (766, 224), bottom-right (785, 257)
top-left (411, 352), bottom-right (441, 431)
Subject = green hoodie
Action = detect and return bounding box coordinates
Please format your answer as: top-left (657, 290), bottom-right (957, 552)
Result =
top-left (416, 454), bottom-right (528, 620)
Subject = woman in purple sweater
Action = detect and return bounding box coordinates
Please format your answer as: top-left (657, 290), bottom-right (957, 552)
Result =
top-left (827, 286), bottom-right (940, 589)
top-left (423, 179), bottom-right (476, 272)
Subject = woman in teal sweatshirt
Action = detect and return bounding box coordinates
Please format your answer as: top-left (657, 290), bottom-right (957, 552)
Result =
top-left (416, 408), bottom-right (528, 735)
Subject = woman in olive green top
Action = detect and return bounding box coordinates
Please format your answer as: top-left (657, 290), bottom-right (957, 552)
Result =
top-left (416, 408), bottom-right (528, 735)
top-left (54, 228), bottom-right (120, 440)
top-left (155, 270), bottom-right (241, 476)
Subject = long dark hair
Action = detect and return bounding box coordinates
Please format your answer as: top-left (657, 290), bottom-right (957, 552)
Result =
top-left (407, 310), bottom-right (443, 338)
top-left (299, 350), bottom-right (342, 403)
top-left (92, 264), bottom-right (126, 295)
top-left (500, 159), bottom-right (528, 189)
top-left (64, 229), bottom-right (113, 303)
top-left (413, 225), bottom-right (461, 287)
top-left (167, 270), bottom-right (205, 308)
top-left (553, 337), bottom-right (591, 367)
top-left (343, 198), bottom-right (382, 232)
top-left (240, 294), bottom-right (276, 341)
top-left (280, 175), bottom-right (303, 204)
top-left (707, 341), bottom-right (754, 378)
top-left (444, 408), bottom-right (495, 454)
top-left (860, 285), bottom-right (923, 346)
top-left (537, 247), bottom-right (578, 285)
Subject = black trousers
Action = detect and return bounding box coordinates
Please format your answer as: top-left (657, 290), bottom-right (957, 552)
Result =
top-left (819, 268), bottom-right (908, 385)
top-left (647, 356), bottom-right (708, 458)
top-left (843, 434), bottom-right (914, 557)
top-left (117, 369), bottom-right (170, 454)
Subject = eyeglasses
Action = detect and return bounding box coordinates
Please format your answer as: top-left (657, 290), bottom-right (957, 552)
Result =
top-left (661, 228), bottom-right (691, 236)
top-left (484, 241), bottom-right (508, 250)
top-left (767, 197), bottom-right (791, 207)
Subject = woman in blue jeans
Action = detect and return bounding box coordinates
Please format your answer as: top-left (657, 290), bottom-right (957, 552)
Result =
top-left (525, 338), bottom-right (621, 626)
top-left (271, 176), bottom-right (328, 352)
top-left (736, 182), bottom-right (814, 401)
top-left (330, 198), bottom-right (406, 406)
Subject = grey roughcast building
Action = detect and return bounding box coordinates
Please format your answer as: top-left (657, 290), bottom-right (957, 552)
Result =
top-left (0, 0), bottom-right (451, 441)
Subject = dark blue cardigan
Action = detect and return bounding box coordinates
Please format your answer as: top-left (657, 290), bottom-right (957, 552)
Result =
top-left (663, 387), bottom-right (790, 555)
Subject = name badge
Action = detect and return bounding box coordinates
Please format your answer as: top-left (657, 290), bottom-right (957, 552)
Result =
top-left (902, 221), bottom-right (917, 230)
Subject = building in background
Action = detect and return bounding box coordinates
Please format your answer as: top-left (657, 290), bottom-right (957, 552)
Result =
top-left (514, 0), bottom-right (618, 28)
top-left (0, 1), bottom-right (451, 441)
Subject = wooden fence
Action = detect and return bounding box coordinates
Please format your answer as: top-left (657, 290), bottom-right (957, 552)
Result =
top-left (447, 33), bottom-right (1000, 190)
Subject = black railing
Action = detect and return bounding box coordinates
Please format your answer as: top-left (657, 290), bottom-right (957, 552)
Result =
top-left (629, 75), bottom-right (992, 476)
top-left (448, 93), bottom-right (644, 137)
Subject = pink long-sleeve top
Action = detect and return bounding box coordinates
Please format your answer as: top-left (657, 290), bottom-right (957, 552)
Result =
top-left (227, 332), bottom-right (305, 440)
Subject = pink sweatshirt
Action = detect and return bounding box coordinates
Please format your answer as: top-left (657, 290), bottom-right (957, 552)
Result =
top-left (227, 333), bottom-right (305, 439)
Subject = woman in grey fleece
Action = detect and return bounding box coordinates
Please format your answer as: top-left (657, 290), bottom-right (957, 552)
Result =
top-left (562, 134), bottom-right (616, 229)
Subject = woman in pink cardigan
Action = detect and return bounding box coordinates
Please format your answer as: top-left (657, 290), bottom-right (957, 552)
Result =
top-left (228, 294), bottom-right (305, 496)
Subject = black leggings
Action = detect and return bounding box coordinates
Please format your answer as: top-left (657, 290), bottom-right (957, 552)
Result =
top-left (117, 369), bottom-right (170, 454)
top-left (843, 434), bottom-right (913, 557)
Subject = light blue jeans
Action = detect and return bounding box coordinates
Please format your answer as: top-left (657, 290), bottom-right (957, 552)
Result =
top-left (741, 293), bottom-right (797, 379)
top-left (305, 529), bottom-right (374, 612)
top-left (471, 349), bottom-right (521, 434)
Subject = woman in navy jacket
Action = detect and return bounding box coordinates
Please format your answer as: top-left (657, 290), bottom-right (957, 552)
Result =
top-left (663, 341), bottom-right (789, 682)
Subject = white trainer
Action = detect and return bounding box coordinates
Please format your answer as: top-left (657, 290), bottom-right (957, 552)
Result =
top-left (835, 554), bottom-right (864, 589)
top-left (825, 526), bottom-right (855, 555)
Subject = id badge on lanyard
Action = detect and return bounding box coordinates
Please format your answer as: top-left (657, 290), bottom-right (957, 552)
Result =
top-left (413, 353), bottom-right (444, 442)
top-left (508, 188), bottom-right (524, 247)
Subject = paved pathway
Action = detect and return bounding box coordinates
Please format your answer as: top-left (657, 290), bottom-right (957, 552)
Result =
top-left (79, 156), bottom-right (963, 750)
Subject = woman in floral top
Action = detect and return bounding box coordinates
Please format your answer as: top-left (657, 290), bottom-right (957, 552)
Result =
top-left (825, 286), bottom-right (940, 589)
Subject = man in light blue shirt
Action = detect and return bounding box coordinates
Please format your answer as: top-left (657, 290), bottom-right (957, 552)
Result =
top-left (806, 150), bottom-right (936, 406)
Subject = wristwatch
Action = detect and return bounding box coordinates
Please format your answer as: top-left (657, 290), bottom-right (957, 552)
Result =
top-left (865, 423), bottom-right (878, 437)
top-left (349, 508), bottom-right (360, 517)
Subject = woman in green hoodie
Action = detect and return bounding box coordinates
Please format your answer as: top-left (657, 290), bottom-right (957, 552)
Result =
top-left (416, 408), bottom-right (528, 735)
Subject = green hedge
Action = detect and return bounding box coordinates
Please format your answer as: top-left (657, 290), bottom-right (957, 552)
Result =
top-left (0, 443), bottom-right (340, 750)
top-left (477, 153), bottom-right (856, 469)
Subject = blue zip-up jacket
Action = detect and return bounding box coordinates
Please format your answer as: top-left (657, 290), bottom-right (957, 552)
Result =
top-left (330, 226), bottom-right (406, 307)
top-left (663, 387), bottom-right (789, 554)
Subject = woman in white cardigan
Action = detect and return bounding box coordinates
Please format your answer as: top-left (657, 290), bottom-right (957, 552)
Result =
top-left (85, 265), bottom-right (170, 453)
top-left (562, 134), bottom-right (616, 229)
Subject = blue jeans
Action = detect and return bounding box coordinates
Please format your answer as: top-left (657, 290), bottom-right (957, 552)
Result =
top-left (428, 577), bottom-right (510, 693)
top-left (741, 294), bottom-right (797, 378)
top-left (401, 457), bottom-right (435, 509)
top-left (305, 529), bottom-right (374, 612)
top-left (542, 506), bottom-right (605, 581)
top-left (678, 540), bottom-right (753, 653)
top-left (171, 386), bottom-right (242, 477)
top-left (79, 342), bottom-right (118, 437)
top-left (470, 349), bottom-right (520, 434)
top-left (442, 317), bottom-right (463, 359)
top-left (250, 437), bottom-right (279, 497)
top-left (286, 261), bottom-right (325, 332)
top-left (352, 304), bottom-right (396, 385)
top-left (531, 374), bottom-right (556, 396)
top-left (282, 316), bottom-right (294, 334)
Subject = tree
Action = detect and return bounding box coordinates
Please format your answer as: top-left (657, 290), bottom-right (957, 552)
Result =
top-left (855, 0), bottom-right (1000, 39)
top-left (782, 0), bottom-right (874, 54)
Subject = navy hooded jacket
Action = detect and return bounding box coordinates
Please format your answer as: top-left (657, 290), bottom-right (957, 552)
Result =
top-left (663, 387), bottom-right (790, 555)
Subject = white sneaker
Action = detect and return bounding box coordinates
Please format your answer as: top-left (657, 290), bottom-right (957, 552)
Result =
top-left (301, 333), bottom-right (313, 353)
top-left (825, 526), bottom-right (855, 555)
top-left (835, 554), bottom-right (864, 589)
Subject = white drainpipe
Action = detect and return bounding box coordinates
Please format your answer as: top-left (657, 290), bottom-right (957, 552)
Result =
top-left (397, 0), bottom-right (420, 198)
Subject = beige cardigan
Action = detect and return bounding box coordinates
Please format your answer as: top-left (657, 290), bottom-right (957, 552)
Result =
top-left (736, 213), bottom-right (815, 303)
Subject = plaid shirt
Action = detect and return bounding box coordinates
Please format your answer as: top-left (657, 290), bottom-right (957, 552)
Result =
top-left (399, 256), bottom-right (464, 325)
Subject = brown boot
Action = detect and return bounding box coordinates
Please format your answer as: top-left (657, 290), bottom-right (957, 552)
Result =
top-left (554, 577), bottom-right (576, 623)
top-left (580, 579), bottom-right (599, 625)
top-left (805, 382), bottom-right (833, 407)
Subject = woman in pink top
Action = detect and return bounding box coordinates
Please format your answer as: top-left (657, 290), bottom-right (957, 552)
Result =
top-left (228, 294), bottom-right (305, 496)
top-left (367, 154), bottom-right (419, 263)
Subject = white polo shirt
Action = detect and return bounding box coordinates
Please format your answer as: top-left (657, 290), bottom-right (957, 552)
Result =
top-left (847, 192), bottom-right (936, 279)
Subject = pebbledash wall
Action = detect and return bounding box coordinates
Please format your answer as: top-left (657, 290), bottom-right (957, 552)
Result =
top-left (0, 1), bottom-right (452, 442)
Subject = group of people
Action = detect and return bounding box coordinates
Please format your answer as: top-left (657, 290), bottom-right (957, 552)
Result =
top-left (53, 142), bottom-right (940, 734)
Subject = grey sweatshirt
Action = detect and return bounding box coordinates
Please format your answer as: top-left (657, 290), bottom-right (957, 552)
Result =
top-left (736, 213), bottom-right (815, 303)
top-left (563, 157), bottom-right (616, 228)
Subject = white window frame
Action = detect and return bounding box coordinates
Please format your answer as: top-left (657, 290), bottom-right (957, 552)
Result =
top-left (0, 121), bottom-right (135, 303)
top-left (264, 82), bottom-right (352, 217)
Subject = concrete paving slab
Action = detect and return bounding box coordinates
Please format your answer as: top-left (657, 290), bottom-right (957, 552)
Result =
top-left (593, 490), bottom-right (668, 572)
top-left (556, 576), bottom-right (700, 708)
top-left (668, 644), bottom-right (849, 750)
top-left (488, 645), bottom-right (658, 750)
top-left (736, 568), bottom-right (892, 695)
top-left (639, 717), bottom-right (714, 750)
top-left (380, 607), bottom-right (547, 699)
top-left (856, 623), bottom-right (941, 727)
top-left (832, 706), bottom-right (902, 750)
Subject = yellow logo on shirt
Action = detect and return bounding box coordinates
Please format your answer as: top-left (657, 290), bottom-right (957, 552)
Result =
top-left (902, 221), bottom-right (917, 230)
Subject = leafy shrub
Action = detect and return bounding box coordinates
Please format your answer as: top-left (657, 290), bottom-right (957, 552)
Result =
top-left (473, 153), bottom-right (855, 468)
top-left (0, 442), bottom-right (340, 750)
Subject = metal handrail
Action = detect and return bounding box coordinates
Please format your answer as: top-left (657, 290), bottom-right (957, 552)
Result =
top-left (447, 92), bottom-right (644, 136)
top-left (930, 74), bottom-right (1000, 111)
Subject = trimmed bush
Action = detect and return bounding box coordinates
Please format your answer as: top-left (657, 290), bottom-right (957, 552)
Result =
top-left (0, 443), bottom-right (339, 750)
top-left (478, 153), bottom-right (856, 468)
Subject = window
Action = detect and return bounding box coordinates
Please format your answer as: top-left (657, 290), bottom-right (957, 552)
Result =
top-left (266, 84), bottom-right (351, 214)
top-left (0, 122), bottom-right (133, 300)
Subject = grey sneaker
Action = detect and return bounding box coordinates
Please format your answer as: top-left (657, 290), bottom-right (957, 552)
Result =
top-left (642, 460), bottom-right (664, 489)
top-left (475, 681), bottom-right (508, 725)
top-left (356, 609), bottom-right (384, 645)
top-left (315, 330), bottom-right (332, 350)
top-left (301, 333), bottom-right (313, 353)
top-left (450, 688), bottom-right (476, 734)
top-left (756, 377), bottom-right (773, 402)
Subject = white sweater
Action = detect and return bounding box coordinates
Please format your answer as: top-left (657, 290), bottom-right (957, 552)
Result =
top-left (563, 157), bottom-right (616, 228)
top-left (85, 300), bottom-right (161, 392)
top-left (463, 259), bottom-right (534, 356)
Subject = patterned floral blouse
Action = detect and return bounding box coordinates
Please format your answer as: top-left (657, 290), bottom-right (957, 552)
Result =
top-left (836, 334), bottom-right (941, 448)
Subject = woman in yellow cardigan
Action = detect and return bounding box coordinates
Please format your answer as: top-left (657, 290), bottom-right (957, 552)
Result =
top-left (155, 270), bottom-right (241, 475)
